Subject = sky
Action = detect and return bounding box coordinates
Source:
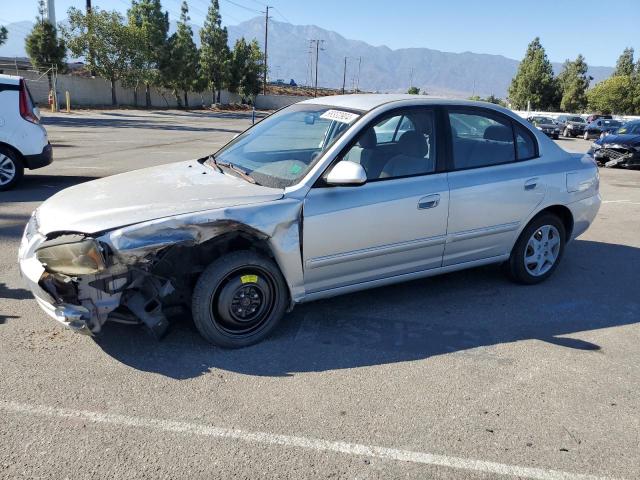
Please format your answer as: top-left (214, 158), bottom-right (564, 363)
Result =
top-left (2, 0), bottom-right (638, 67)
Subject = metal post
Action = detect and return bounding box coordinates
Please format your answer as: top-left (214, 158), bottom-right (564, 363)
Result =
top-left (252, 106), bottom-right (255, 125)
top-left (46, 0), bottom-right (56, 25)
top-left (314, 40), bottom-right (319, 98)
top-left (263, 6), bottom-right (269, 96)
top-left (65, 91), bottom-right (70, 113)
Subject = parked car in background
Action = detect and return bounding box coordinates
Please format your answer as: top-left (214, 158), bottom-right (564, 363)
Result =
top-left (556, 115), bottom-right (587, 138)
top-left (589, 119), bottom-right (640, 168)
top-left (0, 74), bottom-right (52, 191)
top-left (527, 116), bottom-right (560, 139)
top-left (586, 114), bottom-right (612, 123)
top-left (19, 95), bottom-right (600, 348)
top-left (583, 118), bottom-right (623, 140)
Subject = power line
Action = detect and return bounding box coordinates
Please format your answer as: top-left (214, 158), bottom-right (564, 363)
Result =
top-left (271, 7), bottom-right (290, 24)
top-left (220, 0), bottom-right (261, 14)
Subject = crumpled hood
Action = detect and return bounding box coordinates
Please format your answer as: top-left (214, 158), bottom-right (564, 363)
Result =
top-left (37, 160), bottom-right (283, 235)
top-left (600, 133), bottom-right (640, 146)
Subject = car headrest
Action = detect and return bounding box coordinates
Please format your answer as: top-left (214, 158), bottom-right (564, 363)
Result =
top-left (397, 131), bottom-right (428, 157)
top-left (483, 125), bottom-right (512, 142)
top-left (358, 128), bottom-right (377, 149)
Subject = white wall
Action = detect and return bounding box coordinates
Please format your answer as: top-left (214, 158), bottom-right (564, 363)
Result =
top-left (22, 71), bottom-right (242, 108)
top-left (255, 94), bottom-right (311, 110)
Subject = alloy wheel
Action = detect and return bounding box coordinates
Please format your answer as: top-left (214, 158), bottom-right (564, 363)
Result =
top-left (524, 225), bottom-right (561, 277)
top-left (0, 154), bottom-right (16, 186)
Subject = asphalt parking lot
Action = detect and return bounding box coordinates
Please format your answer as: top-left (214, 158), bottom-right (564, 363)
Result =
top-left (1, 109), bottom-right (639, 480)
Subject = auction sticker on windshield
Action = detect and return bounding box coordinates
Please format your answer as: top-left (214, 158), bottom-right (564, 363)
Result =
top-left (320, 109), bottom-right (359, 124)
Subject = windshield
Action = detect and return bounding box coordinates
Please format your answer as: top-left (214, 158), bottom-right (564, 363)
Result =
top-left (617, 122), bottom-right (640, 134)
top-left (532, 116), bottom-right (554, 124)
top-left (568, 116), bottom-right (585, 123)
top-left (211, 103), bottom-right (361, 188)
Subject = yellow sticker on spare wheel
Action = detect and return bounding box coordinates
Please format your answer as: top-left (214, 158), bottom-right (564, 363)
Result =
top-left (241, 275), bottom-right (258, 284)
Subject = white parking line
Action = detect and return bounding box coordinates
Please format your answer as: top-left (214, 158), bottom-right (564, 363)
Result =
top-left (602, 200), bottom-right (640, 205)
top-left (0, 401), bottom-right (614, 480)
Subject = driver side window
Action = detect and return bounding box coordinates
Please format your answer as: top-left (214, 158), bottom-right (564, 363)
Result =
top-left (342, 109), bottom-right (436, 180)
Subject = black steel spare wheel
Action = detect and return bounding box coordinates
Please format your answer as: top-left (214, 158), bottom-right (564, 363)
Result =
top-left (215, 268), bottom-right (275, 334)
top-left (192, 251), bottom-right (288, 348)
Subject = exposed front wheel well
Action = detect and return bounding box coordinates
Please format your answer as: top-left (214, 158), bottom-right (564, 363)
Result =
top-left (532, 205), bottom-right (574, 241)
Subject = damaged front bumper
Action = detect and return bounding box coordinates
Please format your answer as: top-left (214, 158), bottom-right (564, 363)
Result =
top-left (18, 229), bottom-right (119, 334)
top-left (594, 147), bottom-right (640, 168)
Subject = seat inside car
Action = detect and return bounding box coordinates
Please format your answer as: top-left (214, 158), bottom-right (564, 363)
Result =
top-left (380, 131), bottom-right (432, 178)
top-left (349, 128), bottom-right (388, 179)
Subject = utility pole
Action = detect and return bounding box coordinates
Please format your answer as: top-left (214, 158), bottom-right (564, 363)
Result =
top-left (45, 0), bottom-right (56, 25)
top-left (409, 67), bottom-right (414, 89)
top-left (263, 6), bottom-right (270, 96)
top-left (86, 0), bottom-right (95, 78)
top-left (341, 56), bottom-right (347, 94)
top-left (356, 56), bottom-right (362, 93)
top-left (310, 39), bottom-right (323, 98)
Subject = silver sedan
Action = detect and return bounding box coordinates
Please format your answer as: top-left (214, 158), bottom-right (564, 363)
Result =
top-left (19, 95), bottom-right (601, 348)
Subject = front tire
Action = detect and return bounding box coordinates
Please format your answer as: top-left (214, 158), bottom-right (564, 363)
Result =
top-left (191, 251), bottom-right (288, 348)
top-left (506, 214), bottom-right (566, 285)
top-left (0, 147), bottom-right (24, 191)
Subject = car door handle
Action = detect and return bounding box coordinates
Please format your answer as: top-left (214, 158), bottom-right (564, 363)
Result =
top-left (524, 178), bottom-right (539, 191)
top-left (418, 194), bottom-right (440, 209)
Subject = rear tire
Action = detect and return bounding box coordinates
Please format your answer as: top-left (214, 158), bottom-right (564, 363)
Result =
top-left (0, 147), bottom-right (24, 191)
top-left (506, 214), bottom-right (566, 285)
top-left (191, 250), bottom-right (288, 348)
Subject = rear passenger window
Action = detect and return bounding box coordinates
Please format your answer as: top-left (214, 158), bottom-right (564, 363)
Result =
top-left (448, 110), bottom-right (515, 169)
top-left (515, 124), bottom-right (537, 160)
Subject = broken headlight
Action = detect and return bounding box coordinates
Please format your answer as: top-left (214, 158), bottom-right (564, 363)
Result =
top-left (36, 237), bottom-right (106, 276)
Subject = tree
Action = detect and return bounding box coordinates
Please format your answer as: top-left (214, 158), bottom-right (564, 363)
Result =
top-left (468, 94), bottom-right (505, 106)
top-left (407, 86), bottom-right (420, 94)
top-left (162, 2), bottom-right (200, 107)
top-left (587, 75), bottom-right (636, 115)
top-left (613, 47), bottom-right (635, 77)
top-left (199, 0), bottom-right (230, 104)
top-left (228, 38), bottom-right (263, 101)
top-left (0, 26), bottom-right (7, 46)
top-left (25, 0), bottom-right (67, 89)
top-left (127, 0), bottom-right (169, 107)
top-left (65, 7), bottom-right (139, 105)
top-left (508, 37), bottom-right (560, 110)
top-left (557, 55), bottom-right (590, 112)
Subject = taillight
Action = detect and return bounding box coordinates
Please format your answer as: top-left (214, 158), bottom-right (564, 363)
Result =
top-left (19, 79), bottom-right (39, 124)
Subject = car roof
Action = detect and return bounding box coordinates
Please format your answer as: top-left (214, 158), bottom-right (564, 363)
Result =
top-left (0, 74), bottom-right (21, 85)
top-left (300, 93), bottom-right (507, 113)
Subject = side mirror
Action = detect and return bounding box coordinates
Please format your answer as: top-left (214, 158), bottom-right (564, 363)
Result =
top-left (325, 161), bottom-right (367, 186)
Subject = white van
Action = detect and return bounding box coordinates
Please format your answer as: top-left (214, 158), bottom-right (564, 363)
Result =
top-left (0, 74), bottom-right (52, 190)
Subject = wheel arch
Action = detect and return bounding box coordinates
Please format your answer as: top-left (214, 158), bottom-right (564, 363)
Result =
top-left (150, 225), bottom-right (293, 305)
top-left (0, 141), bottom-right (25, 161)
top-left (530, 204), bottom-right (574, 241)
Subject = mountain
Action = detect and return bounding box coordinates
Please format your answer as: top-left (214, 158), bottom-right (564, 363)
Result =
top-left (1, 18), bottom-right (614, 98)
top-left (227, 18), bottom-right (614, 98)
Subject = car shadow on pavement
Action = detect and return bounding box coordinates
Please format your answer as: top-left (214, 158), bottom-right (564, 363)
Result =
top-left (0, 175), bottom-right (99, 204)
top-left (94, 239), bottom-right (639, 378)
top-left (0, 282), bottom-right (32, 324)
